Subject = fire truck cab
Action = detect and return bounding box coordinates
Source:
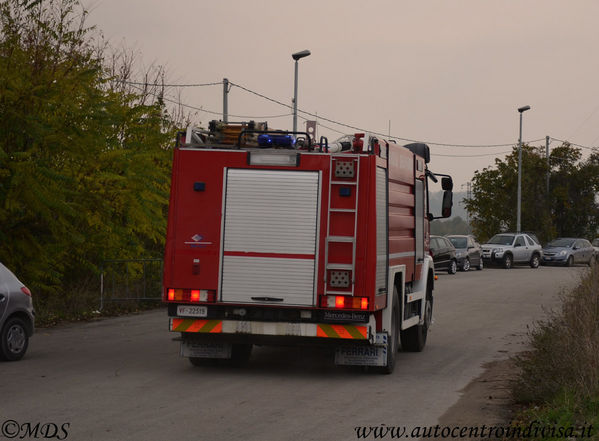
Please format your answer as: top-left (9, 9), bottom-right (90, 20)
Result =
top-left (163, 121), bottom-right (453, 374)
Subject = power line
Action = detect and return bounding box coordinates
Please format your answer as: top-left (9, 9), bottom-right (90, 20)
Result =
top-left (118, 80), bottom-right (223, 87)
top-left (126, 83), bottom-right (292, 119)
top-left (549, 137), bottom-right (597, 151)
top-left (230, 81), bottom-right (546, 148)
top-left (120, 78), bottom-right (597, 153)
top-left (434, 150), bottom-right (512, 158)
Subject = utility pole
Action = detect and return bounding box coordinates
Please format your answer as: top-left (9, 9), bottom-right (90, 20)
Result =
top-left (546, 136), bottom-right (550, 194)
top-left (222, 78), bottom-right (229, 123)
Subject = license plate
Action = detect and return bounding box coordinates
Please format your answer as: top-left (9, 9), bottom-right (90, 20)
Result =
top-left (545, 257), bottom-right (552, 261)
top-left (177, 305), bottom-right (208, 317)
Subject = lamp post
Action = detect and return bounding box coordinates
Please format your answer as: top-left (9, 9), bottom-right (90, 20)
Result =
top-left (517, 105), bottom-right (531, 233)
top-left (292, 50), bottom-right (311, 133)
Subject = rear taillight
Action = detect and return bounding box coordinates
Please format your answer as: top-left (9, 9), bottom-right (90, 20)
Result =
top-left (21, 286), bottom-right (32, 296)
top-left (166, 288), bottom-right (215, 303)
top-left (320, 295), bottom-right (368, 310)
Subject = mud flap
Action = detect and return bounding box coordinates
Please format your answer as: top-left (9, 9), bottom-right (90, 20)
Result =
top-left (334, 333), bottom-right (388, 367)
top-left (181, 341), bottom-right (232, 359)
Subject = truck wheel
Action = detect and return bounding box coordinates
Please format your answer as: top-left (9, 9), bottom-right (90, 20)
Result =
top-left (400, 283), bottom-right (432, 352)
top-left (0, 317), bottom-right (29, 361)
top-left (530, 254), bottom-right (540, 269)
top-left (503, 254), bottom-right (513, 269)
top-left (230, 344), bottom-right (253, 366)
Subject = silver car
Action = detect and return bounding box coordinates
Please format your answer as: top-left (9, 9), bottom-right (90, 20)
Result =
top-left (481, 233), bottom-right (543, 269)
top-left (542, 238), bottom-right (595, 267)
top-left (0, 262), bottom-right (35, 361)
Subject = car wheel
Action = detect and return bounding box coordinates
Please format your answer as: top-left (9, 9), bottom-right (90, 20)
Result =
top-left (503, 254), bottom-right (513, 269)
top-left (530, 254), bottom-right (540, 269)
top-left (0, 317), bottom-right (29, 361)
top-left (477, 259), bottom-right (483, 270)
top-left (448, 260), bottom-right (457, 275)
top-left (588, 255), bottom-right (594, 267)
top-left (566, 256), bottom-right (574, 267)
top-left (462, 258), bottom-right (470, 272)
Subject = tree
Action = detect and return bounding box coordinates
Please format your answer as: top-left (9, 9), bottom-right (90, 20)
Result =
top-left (0, 0), bottom-right (175, 311)
top-left (464, 142), bottom-right (599, 243)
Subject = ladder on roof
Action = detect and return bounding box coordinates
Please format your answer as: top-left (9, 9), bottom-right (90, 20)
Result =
top-left (324, 155), bottom-right (360, 296)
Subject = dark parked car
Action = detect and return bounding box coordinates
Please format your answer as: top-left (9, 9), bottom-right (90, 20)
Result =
top-left (430, 235), bottom-right (457, 274)
top-left (0, 262), bottom-right (35, 361)
top-left (446, 235), bottom-right (483, 271)
top-left (542, 238), bottom-right (595, 266)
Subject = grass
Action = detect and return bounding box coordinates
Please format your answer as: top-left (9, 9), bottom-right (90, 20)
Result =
top-left (511, 262), bottom-right (599, 440)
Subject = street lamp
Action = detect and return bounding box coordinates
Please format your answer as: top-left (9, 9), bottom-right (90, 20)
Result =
top-left (292, 49), bottom-right (311, 133)
top-left (517, 105), bottom-right (531, 233)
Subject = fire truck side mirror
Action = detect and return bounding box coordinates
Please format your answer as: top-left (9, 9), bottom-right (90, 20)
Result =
top-left (442, 190), bottom-right (453, 218)
top-left (441, 177), bottom-right (453, 191)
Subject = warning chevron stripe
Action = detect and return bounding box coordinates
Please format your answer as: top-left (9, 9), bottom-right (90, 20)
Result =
top-left (171, 318), bottom-right (222, 333)
top-left (316, 324), bottom-right (368, 339)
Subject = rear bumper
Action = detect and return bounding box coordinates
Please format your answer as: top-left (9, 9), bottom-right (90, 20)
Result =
top-left (169, 317), bottom-right (374, 344)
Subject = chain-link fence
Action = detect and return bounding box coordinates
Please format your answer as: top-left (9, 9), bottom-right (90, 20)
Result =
top-left (100, 258), bottom-right (163, 310)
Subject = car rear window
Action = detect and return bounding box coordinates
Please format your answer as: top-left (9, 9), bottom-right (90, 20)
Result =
top-left (448, 237), bottom-right (467, 248)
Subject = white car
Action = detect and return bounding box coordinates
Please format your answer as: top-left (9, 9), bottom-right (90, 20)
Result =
top-left (481, 233), bottom-right (543, 269)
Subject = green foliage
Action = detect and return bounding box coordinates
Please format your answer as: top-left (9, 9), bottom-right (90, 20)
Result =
top-left (464, 143), bottom-right (599, 243)
top-left (0, 0), bottom-right (174, 319)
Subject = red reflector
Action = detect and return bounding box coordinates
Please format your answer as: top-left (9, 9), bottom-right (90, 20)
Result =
top-left (190, 290), bottom-right (200, 302)
top-left (21, 286), bottom-right (32, 296)
top-left (335, 296), bottom-right (345, 308)
top-left (167, 289), bottom-right (175, 301)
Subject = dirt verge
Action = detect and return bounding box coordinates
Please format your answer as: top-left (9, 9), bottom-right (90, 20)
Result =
top-left (433, 357), bottom-right (517, 439)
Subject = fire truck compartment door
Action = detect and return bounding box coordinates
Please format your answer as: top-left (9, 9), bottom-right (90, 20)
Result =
top-left (220, 169), bottom-right (321, 306)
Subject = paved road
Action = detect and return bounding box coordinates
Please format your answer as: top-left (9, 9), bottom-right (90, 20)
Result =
top-left (0, 265), bottom-right (589, 441)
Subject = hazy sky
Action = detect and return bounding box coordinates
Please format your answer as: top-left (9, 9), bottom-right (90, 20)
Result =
top-left (84, 0), bottom-right (599, 187)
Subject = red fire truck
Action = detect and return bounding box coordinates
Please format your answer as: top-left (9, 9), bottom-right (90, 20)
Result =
top-left (163, 121), bottom-right (453, 373)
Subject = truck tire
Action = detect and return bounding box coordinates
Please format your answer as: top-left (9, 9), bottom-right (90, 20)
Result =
top-left (503, 254), bottom-right (513, 269)
top-left (231, 344), bottom-right (253, 366)
top-left (400, 282), bottom-right (432, 352)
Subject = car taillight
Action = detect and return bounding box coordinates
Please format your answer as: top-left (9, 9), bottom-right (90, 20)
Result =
top-left (21, 286), bottom-right (32, 296)
top-left (166, 288), bottom-right (215, 303)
